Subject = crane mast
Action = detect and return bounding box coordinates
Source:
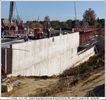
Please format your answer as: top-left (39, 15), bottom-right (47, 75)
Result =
top-left (9, 1), bottom-right (14, 23)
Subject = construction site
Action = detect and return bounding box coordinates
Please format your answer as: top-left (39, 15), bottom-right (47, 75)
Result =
top-left (1, 1), bottom-right (105, 97)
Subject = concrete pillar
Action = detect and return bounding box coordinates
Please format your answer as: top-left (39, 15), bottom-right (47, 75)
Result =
top-left (5, 48), bottom-right (7, 74)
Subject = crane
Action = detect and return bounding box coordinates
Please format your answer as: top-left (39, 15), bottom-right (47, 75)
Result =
top-left (9, 1), bottom-right (14, 23)
top-left (1, 1), bottom-right (25, 39)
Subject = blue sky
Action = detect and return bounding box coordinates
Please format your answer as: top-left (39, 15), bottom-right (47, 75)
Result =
top-left (1, 1), bottom-right (105, 22)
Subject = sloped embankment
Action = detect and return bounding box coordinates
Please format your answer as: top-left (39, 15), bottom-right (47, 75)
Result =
top-left (2, 53), bottom-right (104, 97)
top-left (28, 53), bottom-right (104, 97)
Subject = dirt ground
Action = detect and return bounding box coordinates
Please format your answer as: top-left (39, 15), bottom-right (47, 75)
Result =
top-left (2, 67), bottom-right (104, 97)
top-left (54, 68), bottom-right (104, 97)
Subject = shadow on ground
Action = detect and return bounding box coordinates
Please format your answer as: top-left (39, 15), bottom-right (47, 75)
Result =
top-left (86, 84), bottom-right (105, 97)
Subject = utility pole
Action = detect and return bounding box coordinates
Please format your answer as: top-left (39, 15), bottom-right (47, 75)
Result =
top-left (37, 16), bottom-right (39, 22)
top-left (74, 2), bottom-right (77, 29)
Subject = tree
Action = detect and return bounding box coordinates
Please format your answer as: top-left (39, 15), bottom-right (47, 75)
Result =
top-left (97, 18), bottom-right (105, 28)
top-left (44, 16), bottom-right (51, 29)
top-left (60, 22), bottom-right (68, 30)
top-left (24, 21), bottom-right (43, 29)
top-left (31, 22), bottom-right (43, 28)
top-left (96, 18), bottom-right (105, 35)
top-left (83, 8), bottom-right (96, 26)
top-left (24, 20), bottom-right (37, 28)
top-left (51, 20), bottom-right (60, 29)
top-left (71, 20), bottom-right (76, 28)
top-left (44, 16), bottom-right (50, 22)
top-left (66, 20), bottom-right (72, 29)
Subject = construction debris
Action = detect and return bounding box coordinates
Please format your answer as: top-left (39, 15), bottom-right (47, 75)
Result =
top-left (2, 83), bottom-right (13, 92)
top-left (1, 77), bottom-right (21, 93)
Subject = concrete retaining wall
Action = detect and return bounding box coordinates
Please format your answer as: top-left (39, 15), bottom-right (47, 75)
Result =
top-left (75, 47), bottom-right (95, 66)
top-left (10, 32), bottom-right (94, 76)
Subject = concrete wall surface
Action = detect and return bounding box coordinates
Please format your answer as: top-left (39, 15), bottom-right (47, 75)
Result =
top-left (11, 32), bottom-right (95, 76)
top-left (75, 47), bottom-right (95, 66)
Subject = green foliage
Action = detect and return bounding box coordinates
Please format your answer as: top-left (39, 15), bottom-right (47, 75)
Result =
top-left (97, 18), bottom-right (105, 28)
top-left (51, 20), bottom-right (60, 29)
top-left (24, 14), bottom-right (104, 30)
top-left (83, 8), bottom-right (97, 26)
